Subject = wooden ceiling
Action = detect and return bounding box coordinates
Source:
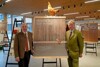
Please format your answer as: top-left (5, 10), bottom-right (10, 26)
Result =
top-left (0, 0), bottom-right (100, 20)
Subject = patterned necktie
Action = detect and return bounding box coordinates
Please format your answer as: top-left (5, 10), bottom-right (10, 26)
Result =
top-left (25, 33), bottom-right (28, 51)
top-left (69, 31), bottom-right (72, 39)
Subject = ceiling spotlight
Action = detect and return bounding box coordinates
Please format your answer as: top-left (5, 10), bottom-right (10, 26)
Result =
top-left (38, 12), bottom-right (40, 14)
top-left (68, 5), bottom-right (70, 8)
top-left (62, 6), bottom-right (65, 9)
top-left (80, 3), bottom-right (83, 7)
top-left (35, 12), bottom-right (37, 14)
top-left (84, 12), bottom-right (86, 14)
top-left (41, 11), bottom-right (43, 13)
top-left (80, 13), bottom-right (82, 14)
top-left (89, 11), bottom-right (91, 14)
top-left (97, 16), bottom-right (99, 18)
top-left (94, 10), bottom-right (96, 13)
top-left (74, 4), bottom-right (76, 8)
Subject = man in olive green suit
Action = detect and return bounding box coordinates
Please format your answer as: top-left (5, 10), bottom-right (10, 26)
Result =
top-left (65, 20), bottom-right (84, 67)
top-left (14, 23), bottom-right (34, 67)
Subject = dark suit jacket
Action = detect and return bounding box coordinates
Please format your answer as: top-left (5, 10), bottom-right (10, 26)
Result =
top-left (65, 29), bottom-right (84, 59)
top-left (14, 32), bottom-right (34, 58)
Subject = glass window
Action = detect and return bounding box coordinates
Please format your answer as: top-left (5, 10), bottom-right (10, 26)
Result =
top-left (0, 13), bottom-right (4, 22)
top-left (7, 14), bottom-right (12, 39)
top-left (7, 14), bottom-right (23, 39)
top-left (25, 18), bottom-right (32, 32)
top-left (13, 15), bottom-right (23, 28)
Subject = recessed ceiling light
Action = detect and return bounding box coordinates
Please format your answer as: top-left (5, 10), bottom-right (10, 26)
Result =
top-left (85, 0), bottom-right (100, 3)
top-left (6, 0), bottom-right (12, 3)
top-left (84, 18), bottom-right (96, 20)
top-left (64, 12), bottom-right (79, 15)
top-left (21, 12), bottom-right (32, 15)
top-left (97, 10), bottom-right (100, 11)
top-left (76, 16), bottom-right (89, 18)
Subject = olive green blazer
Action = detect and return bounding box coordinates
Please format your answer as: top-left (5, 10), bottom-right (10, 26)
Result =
top-left (14, 32), bottom-right (34, 58)
top-left (65, 29), bottom-right (84, 58)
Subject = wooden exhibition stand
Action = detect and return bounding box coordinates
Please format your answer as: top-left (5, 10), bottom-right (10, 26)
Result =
top-left (32, 16), bottom-right (67, 67)
top-left (81, 22), bottom-right (98, 56)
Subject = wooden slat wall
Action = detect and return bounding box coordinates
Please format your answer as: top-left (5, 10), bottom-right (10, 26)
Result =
top-left (33, 16), bottom-right (66, 41)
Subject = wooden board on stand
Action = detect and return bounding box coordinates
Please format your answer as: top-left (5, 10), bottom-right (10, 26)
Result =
top-left (81, 22), bottom-right (98, 56)
top-left (33, 16), bottom-right (67, 67)
top-left (81, 22), bottom-right (98, 42)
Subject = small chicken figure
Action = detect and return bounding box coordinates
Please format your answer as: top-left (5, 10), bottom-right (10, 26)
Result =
top-left (48, 1), bottom-right (58, 16)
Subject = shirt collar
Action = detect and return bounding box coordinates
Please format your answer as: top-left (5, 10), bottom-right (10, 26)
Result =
top-left (22, 31), bottom-right (28, 34)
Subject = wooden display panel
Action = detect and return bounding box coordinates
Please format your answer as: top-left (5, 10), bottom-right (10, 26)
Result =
top-left (88, 23), bottom-right (98, 42)
top-left (98, 30), bottom-right (100, 39)
top-left (98, 25), bottom-right (100, 39)
top-left (81, 22), bottom-right (98, 42)
top-left (32, 16), bottom-right (67, 57)
top-left (81, 23), bottom-right (89, 41)
top-left (33, 16), bottom-right (66, 41)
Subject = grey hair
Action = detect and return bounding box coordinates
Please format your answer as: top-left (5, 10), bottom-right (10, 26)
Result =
top-left (21, 23), bottom-right (27, 27)
top-left (68, 20), bottom-right (75, 25)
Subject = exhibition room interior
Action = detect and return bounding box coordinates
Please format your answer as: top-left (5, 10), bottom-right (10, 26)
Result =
top-left (0, 0), bottom-right (100, 67)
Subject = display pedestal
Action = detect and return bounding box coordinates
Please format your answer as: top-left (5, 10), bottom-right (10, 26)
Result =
top-left (85, 41), bottom-right (97, 56)
top-left (42, 58), bottom-right (58, 67)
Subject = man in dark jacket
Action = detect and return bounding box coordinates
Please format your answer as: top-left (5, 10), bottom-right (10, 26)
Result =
top-left (14, 23), bottom-right (34, 67)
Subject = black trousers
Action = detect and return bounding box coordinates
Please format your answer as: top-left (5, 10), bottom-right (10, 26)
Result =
top-left (18, 51), bottom-right (31, 67)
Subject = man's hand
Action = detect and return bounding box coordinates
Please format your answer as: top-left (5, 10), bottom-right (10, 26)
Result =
top-left (56, 38), bottom-right (61, 44)
top-left (31, 50), bottom-right (34, 55)
top-left (79, 54), bottom-right (83, 58)
top-left (15, 57), bottom-right (20, 62)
